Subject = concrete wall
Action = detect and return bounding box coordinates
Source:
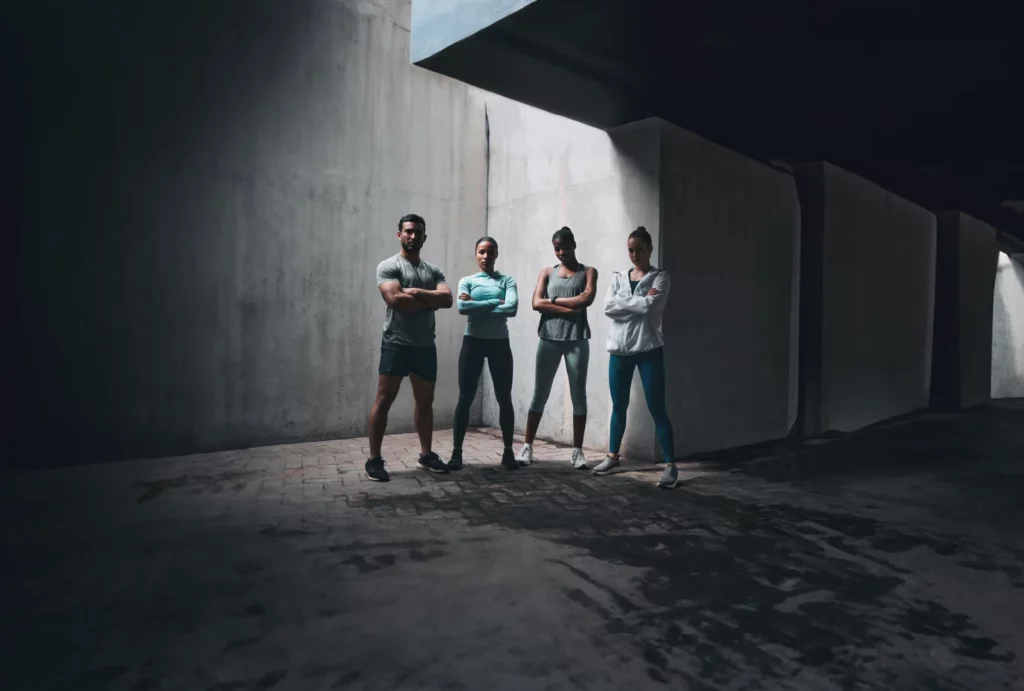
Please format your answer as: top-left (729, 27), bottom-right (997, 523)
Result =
top-left (931, 212), bottom-right (999, 410)
top-left (16, 0), bottom-right (486, 465)
top-left (480, 102), bottom-right (662, 459)
top-left (991, 252), bottom-right (1024, 399)
top-left (798, 163), bottom-right (937, 433)
top-left (956, 214), bottom-right (1000, 407)
top-left (480, 110), bottom-right (801, 460)
top-left (660, 125), bottom-right (802, 455)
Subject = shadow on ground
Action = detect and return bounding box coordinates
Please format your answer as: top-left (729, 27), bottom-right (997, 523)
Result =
top-left (4, 402), bottom-right (1023, 690)
top-left (349, 401), bottom-right (1024, 688)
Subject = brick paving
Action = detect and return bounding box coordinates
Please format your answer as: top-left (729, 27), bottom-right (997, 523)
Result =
top-left (5, 407), bottom-right (1024, 690)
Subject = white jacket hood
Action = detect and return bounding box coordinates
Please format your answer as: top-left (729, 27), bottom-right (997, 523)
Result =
top-left (603, 268), bottom-right (670, 355)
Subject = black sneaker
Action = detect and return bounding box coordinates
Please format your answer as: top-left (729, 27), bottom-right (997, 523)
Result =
top-left (447, 448), bottom-right (463, 471)
top-left (417, 451), bottom-right (449, 474)
top-left (365, 457), bottom-right (389, 482)
top-left (501, 448), bottom-right (519, 470)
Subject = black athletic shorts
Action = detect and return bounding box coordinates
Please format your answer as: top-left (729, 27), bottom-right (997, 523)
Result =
top-left (379, 342), bottom-right (438, 383)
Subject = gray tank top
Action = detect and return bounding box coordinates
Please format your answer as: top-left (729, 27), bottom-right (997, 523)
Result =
top-left (538, 263), bottom-right (591, 341)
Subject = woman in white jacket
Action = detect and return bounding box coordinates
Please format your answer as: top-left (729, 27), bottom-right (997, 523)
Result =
top-left (591, 227), bottom-right (678, 488)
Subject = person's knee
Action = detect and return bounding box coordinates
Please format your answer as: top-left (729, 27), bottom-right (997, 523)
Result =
top-left (409, 376), bottom-right (435, 404)
top-left (646, 399), bottom-right (668, 420)
top-left (455, 392), bottom-right (476, 412)
top-left (375, 386), bottom-right (399, 409)
top-left (528, 391), bottom-right (548, 414)
top-left (569, 383), bottom-right (588, 416)
top-left (651, 412), bottom-right (673, 434)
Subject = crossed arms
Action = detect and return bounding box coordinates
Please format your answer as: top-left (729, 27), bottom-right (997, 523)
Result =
top-left (379, 281), bottom-right (453, 312)
top-left (532, 266), bottom-right (599, 315)
top-left (604, 271), bottom-right (670, 320)
top-left (457, 278), bottom-right (519, 316)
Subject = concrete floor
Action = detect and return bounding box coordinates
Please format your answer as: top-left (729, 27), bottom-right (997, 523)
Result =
top-left (5, 402), bottom-right (1024, 690)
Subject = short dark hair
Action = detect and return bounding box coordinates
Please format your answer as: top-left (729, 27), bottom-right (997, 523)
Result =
top-left (398, 214), bottom-right (425, 231)
top-left (475, 236), bottom-right (498, 251)
top-left (628, 225), bottom-right (652, 249)
top-left (551, 226), bottom-right (575, 245)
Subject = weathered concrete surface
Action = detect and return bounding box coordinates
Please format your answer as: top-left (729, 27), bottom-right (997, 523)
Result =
top-left (16, 0), bottom-right (487, 466)
top-left (5, 404), bottom-right (1024, 690)
top-left (660, 124), bottom-right (801, 455)
top-left (992, 252), bottom-right (1024, 398)
top-left (482, 110), bottom-right (800, 461)
top-left (932, 212), bottom-right (999, 410)
top-left (480, 102), bottom-right (662, 458)
top-left (797, 163), bottom-right (937, 434)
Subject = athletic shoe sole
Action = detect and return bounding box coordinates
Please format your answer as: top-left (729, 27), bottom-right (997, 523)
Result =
top-left (365, 472), bottom-right (389, 482)
top-left (657, 479), bottom-right (680, 489)
top-left (417, 461), bottom-right (449, 474)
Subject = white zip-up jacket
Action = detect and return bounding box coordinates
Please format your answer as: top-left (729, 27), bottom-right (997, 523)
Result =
top-left (603, 267), bottom-right (670, 355)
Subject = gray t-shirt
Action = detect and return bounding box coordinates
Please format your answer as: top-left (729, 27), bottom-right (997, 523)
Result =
top-left (376, 254), bottom-right (447, 347)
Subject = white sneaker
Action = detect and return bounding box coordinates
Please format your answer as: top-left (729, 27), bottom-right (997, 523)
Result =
top-left (571, 448), bottom-right (589, 470)
top-left (591, 456), bottom-right (620, 476)
top-left (515, 444), bottom-right (533, 466)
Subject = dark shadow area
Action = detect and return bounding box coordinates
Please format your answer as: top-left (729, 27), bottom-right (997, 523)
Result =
top-left (687, 400), bottom-right (1024, 475)
top-left (5, 404), bottom-right (1023, 689)
top-left (11, 0), bottom-right (316, 470)
top-left (414, 0), bottom-right (1024, 242)
top-left (348, 403), bottom-right (1024, 686)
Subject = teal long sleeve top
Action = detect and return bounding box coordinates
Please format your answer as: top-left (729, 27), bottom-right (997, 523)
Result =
top-left (456, 272), bottom-right (519, 339)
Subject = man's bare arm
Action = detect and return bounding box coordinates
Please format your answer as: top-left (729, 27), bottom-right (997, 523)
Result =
top-left (380, 282), bottom-right (430, 312)
top-left (406, 283), bottom-right (453, 310)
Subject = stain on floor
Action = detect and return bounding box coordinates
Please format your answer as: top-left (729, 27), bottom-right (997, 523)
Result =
top-left (4, 402), bottom-right (1023, 690)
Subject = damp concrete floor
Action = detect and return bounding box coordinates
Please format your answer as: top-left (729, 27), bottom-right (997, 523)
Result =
top-left (5, 401), bottom-right (1024, 690)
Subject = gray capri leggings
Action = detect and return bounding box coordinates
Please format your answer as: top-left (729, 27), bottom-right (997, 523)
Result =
top-left (528, 339), bottom-right (590, 416)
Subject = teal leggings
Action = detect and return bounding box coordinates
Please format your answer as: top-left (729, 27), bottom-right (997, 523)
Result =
top-left (608, 347), bottom-right (675, 462)
top-left (529, 339), bottom-right (590, 416)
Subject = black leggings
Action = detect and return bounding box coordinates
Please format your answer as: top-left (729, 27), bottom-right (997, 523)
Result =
top-left (453, 336), bottom-right (514, 450)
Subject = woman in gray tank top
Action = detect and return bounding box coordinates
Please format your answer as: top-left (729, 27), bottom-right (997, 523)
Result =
top-left (514, 227), bottom-right (599, 469)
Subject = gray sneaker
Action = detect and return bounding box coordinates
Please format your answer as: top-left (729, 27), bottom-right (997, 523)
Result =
top-left (591, 456), bottom-right (620, 476)
top-left (658, 464), bottom-right (679, 489)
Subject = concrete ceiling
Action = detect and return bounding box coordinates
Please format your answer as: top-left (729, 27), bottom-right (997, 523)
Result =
top-left (414, 0), bottom-right (1023, 237)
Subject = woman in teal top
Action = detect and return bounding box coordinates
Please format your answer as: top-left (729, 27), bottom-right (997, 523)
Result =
top-left (448, 236), bottom-right (520, 471)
